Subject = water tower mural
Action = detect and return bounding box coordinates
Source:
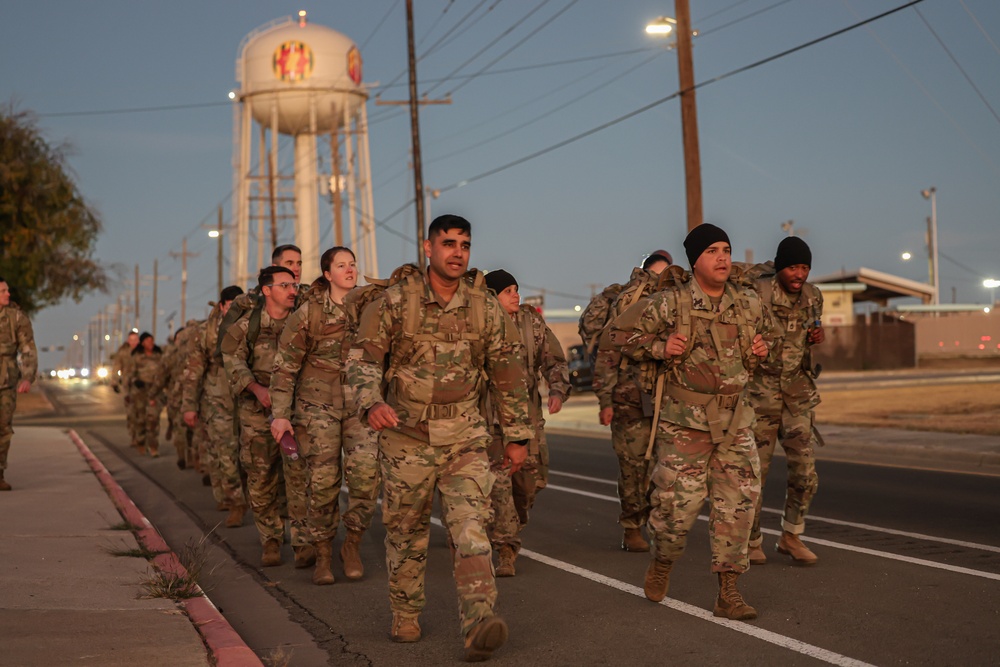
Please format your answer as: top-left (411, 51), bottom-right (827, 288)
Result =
top-left (231, 11), bottom-right (377, 285)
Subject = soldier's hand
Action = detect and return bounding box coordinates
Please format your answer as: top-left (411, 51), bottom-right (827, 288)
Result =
top-left (809, 326), bottom-right (825, 344)
top-left (504, 441), bottom-right (528, 474)
top-left (183, 411), bottom-right (198, 428)
top-left (367, 402), bottom-right (399, 431)
top-left (664, 333), bottom-right (688, 357)
top-left (249, 383), bottom-right (272, 409)
top-left (547, 395), bottom-right (563, 415)
top-left (16, 380), bottom-right (31, 394)
top-left (751, 333), bottom-right (768, 358)
top-left (112, 384), bottom-right (121, 394)
top-left (270, 418), bottom-right (294, 442)
top-left (599, 406), bottom-right (614, 426)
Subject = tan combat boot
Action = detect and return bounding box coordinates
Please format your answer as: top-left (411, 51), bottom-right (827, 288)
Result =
top-left (622, 528), bottom-right (650, 552)
top-left (391, 613), bottom-right (421, 643)
top-left (293, 544), bottom-right (316, 568)
top-left (776, 532), bottom-right (819, 565)
top-left (225, 504), bottom-right (246, 528)
top-left (0, 471), bottom-right (11, 491)
top-left (215, 500), bottom-right (229, 512)
top-left (340, 530), bottom-right (365, 580)
top-left (643, 558), bottom-right (673, 602)
top-left (148, 443), bottom-right (159, 458)
top-left (748, 539), bottom-right (767, 565)
top-left (261, 538), bottom-right (282, 567)
top-left (464, 615), bottom-right (508, 662)
top-left (312, 542), bottom-right (335, 586)
top-left (714, 572), bottom-right (758, 620)
top-left (496, 545), bottom-right (517, 578)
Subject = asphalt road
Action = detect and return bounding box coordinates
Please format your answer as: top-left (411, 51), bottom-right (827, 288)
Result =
top-left (26, 380), bottom-right (1000, 666)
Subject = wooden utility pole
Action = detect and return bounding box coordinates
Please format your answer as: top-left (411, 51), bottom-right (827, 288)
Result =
top-left (134, 264), bottom-right (140, 331)
top-left (217, 206), bottom-right (224, 297)
top-left (152, 259), bottom-right (159, 339)
top-left (331, 131), bottom-right (343, 246)
top-left (376, 0), bottom-right (451, 270)
top-left (170, 238), bottom-right (199, 326)
top-left (675, 0), bottom-right (702, 232)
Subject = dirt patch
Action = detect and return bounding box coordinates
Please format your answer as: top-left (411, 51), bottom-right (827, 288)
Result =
top-left (816, 382), bottom-right (1000, 436)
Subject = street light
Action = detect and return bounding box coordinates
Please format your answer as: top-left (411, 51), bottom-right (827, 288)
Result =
top-left (646, 2), bottom-right (702, 233)
top-left (984, 278), bottom-right (1000, 306)
top-left (901, 252), bottom-right (912, 261)
top-left (921, 187), bottom-right (940, 306)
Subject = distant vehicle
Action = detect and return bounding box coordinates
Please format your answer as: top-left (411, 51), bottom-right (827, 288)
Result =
top-left (567, 344), bottom-right (593, 393)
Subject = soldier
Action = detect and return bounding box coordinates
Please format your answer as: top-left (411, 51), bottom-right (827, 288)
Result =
top-left (483, 268), bottom-right (569, 577)
top-left (273, 244), bottom-right (303, 283)
top-left (614, 224), bottom-right (768, 620)
top-left (221, 267), bottom-right (311, 568)
top-left (345, 214), bottom-right (531, 661)
top-left (131, 332), bottom-right (164, 456)
top-left (0, 277), bottom-right (37, 491)
top-left (271, 246), bottom-right (382, 586)
top-left (183, 287), bottom-right (247, 527)
top-left (746, 237), bottom-right (824, 566)
top-left (111, 330), bottom-right (140, 446)
top-left (154, 328), bottom-right (187, 468)
top-left (593, 251), bottom-right (672, 552)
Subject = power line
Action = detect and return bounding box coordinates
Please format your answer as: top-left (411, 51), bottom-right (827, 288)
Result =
top-left (697, 0), bottom-right (797, 39)
top-left (699, 0), bottom-right (755, 23)
top-left (360, 0), bottom-right (402, 50)
top-left (38, 100), bottom-right (229, 118)
top-left (435, 0), bottom-right (926, 194)
top-left (957, 0), bottom-right (1000, 58)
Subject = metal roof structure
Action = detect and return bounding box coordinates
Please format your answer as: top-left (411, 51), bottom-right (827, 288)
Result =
top-left (811, 267), bottom-right (936, 305)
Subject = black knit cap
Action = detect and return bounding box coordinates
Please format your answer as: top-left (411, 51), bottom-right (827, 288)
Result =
top-left (683, 223), bottom-right (731, 267)
top-left (774, 236), bottom-right (812, 272)
top-left (485, 269), bottom-right (518, 295)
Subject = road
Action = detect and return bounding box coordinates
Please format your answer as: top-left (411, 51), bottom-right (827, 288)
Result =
top-left (25, 380), bottom-right (1000, 666)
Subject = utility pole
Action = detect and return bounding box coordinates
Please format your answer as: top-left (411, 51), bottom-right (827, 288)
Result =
top-left (134, 264), bottom-right (140, 331)
top-left (170, 238), bottom-right (200, 326)
top-left (217, 206), bottom-right (224, 296)
top-left (376, 0), bottom-right (451, 270)
top-left (675, 0), bottom-right (702, 232)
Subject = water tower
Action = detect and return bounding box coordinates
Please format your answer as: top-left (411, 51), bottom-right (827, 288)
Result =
top-left (231, 11), bottom-right (378, 285)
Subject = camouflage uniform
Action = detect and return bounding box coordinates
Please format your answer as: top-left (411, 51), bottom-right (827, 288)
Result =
top-left (182, 307), bottom-right (244, 508)
top-left (155, 325), bottom-right (198, 468)
top-left (222, 307), bottom-right (309, 548)
top-left (129, 346), bottom-right (164, 453)
top-left (271, 289), bottom-right (380, 545)
top-left (617, 278), bottom-right (765, 573)
top-left (486, 304), bottom-right (568, 550)
top-left (748, 276), bottom-right (823, 543)
top-left (0, 303), bottom-right (37, 473)
top-left (111, 342), bottom-right (138, 445)
top-left (593, 267), bottom-right (662, 532)
top-left (344, 270), bottom-right (531, 636)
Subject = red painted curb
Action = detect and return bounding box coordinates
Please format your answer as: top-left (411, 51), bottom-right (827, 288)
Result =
top-left (69, 430), bottom-right (264, 667)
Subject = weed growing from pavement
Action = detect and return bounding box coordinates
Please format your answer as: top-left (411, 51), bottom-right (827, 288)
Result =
top-left (262, 646), bottom-right (294, 667)
top-left (102, 538), bottom-right (166, 560)
top-left (139, 538), bottom-right (208, 600)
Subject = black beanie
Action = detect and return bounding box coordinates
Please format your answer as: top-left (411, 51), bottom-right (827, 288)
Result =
top-left (220, 285), bottom-right (244, 303)
top-left (485, 269), bottom-right (518, 295)
top-left (774, 236), bottom-right (812, 272)
top-left (683, 223), bottom-right (731, 267)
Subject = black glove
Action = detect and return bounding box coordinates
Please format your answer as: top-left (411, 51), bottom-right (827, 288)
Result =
top-left (510, 439), bottom-right (529, 447)
top-left (133, 379), bottom-right (146, 389)
top-left (112, 385), bottom-right (121, 394)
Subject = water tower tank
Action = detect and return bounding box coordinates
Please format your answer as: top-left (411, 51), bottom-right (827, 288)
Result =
top-left (240, 16), bottom-right (363, 134)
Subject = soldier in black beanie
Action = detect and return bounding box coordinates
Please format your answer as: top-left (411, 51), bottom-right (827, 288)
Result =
top-left (774, 236), bottom-right (812, 273)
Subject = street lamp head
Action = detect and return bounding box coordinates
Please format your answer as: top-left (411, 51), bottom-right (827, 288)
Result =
top-left (645, 16), bottom-right (676, 35)
top-left (984, 278), bottom-right (1000, 289)
top-left (921, 187), bottom-right (935, 199)
top-left (901, 252), bottom-right (912, 261)
top-left (208, 230), bottom-right (220, 238)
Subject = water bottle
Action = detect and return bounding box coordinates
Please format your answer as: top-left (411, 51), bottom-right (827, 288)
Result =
top-left (269, 416), bottom-right (299, 460)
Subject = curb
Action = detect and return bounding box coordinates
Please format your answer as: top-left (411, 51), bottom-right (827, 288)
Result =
top-left (68, 430), bottom-right (263, 667)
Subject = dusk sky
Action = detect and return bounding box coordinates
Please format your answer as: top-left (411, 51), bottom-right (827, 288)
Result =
top-left (2, 0), bottom-right (998, 370)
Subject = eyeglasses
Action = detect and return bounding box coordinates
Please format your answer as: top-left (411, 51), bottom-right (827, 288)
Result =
top-left (270, 282), bottom-right (300, 290)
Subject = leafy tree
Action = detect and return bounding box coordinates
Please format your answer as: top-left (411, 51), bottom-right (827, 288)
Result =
top-left (0, 105), bottom-right (108, 315)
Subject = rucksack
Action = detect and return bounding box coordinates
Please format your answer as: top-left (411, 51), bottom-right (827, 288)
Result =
top-left (579, 282), bottom-right (626, 356)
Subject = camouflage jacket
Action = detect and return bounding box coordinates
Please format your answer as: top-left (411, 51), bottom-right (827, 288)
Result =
top-left (617, 278), bottom-right (766, 433)
top-left (487, 304), bottom-right (569, 430)
top-left (221, 306), bottom-right (288, 398)
top-left (181, 306), bottom-right (227, 414)
top-left (748, 276), bottom-right (823, 416)
top-left (344, 272), bottom-right (533, 446)
top-left (593, 267), bottom-right (661, 412)
top-left (270, 290), bottom-right (349, 421)
top-left (111, 343), bottom-right (135, 393)
top-left (154, 321), bottom-right (201, 401)
top-left (130, 347), bottom-right (164, 397)
top-left (0, 303), bottom-right (37, 390)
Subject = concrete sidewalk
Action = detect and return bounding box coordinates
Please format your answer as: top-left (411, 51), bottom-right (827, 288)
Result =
top-left (0, 427), bottom-right (253, 666)
top-left (547, 393), bottom-right (1000, 476)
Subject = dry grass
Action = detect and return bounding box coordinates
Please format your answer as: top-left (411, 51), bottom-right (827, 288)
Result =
top-left (816, 382), bottom-right (1000, 435)
top-left (138, 539), bottom-right (207, 601)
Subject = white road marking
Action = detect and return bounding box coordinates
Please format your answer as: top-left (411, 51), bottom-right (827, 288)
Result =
top-left (549, 470), bottom-right (1000, 554)
top-left (544, 483), bottom-right (1000, 582)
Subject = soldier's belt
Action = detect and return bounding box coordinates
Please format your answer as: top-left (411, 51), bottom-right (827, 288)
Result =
top-left (665, 385), bottom-right (747, 447)
top-left (422, 403), bottom-right (461, 420)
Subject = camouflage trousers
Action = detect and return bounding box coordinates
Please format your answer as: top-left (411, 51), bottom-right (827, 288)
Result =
top-left (121, 391), bottom-right (138, 446)
top-left (510, 426), bottom-right (547, 528)
top-left (611, 409), bottom-right (655, 529)
top-left (130, 386), bottom-right (161, 451)
top-left (486, 432), bottom-right (520, 550)
top-left (294, 401), bottom-right (381, 543)
top-left (237, 397), bottom-right (309, 547)
top-left (0, 388), bottom-right (15, 470)
top-left (648, 422), bottom-right (760, 573)
top-left (202, 388), bottom-right (243, 507)
top-left (380, 428), bottom-right (496, 636)
top-left (750, 408), bottom-right (819, 543)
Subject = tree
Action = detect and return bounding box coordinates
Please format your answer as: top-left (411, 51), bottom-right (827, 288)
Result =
top-left (0, 105), bottom-right (108, 315)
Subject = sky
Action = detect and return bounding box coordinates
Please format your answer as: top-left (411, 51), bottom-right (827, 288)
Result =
top-left (2, 0), bottom-right (998, 371)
